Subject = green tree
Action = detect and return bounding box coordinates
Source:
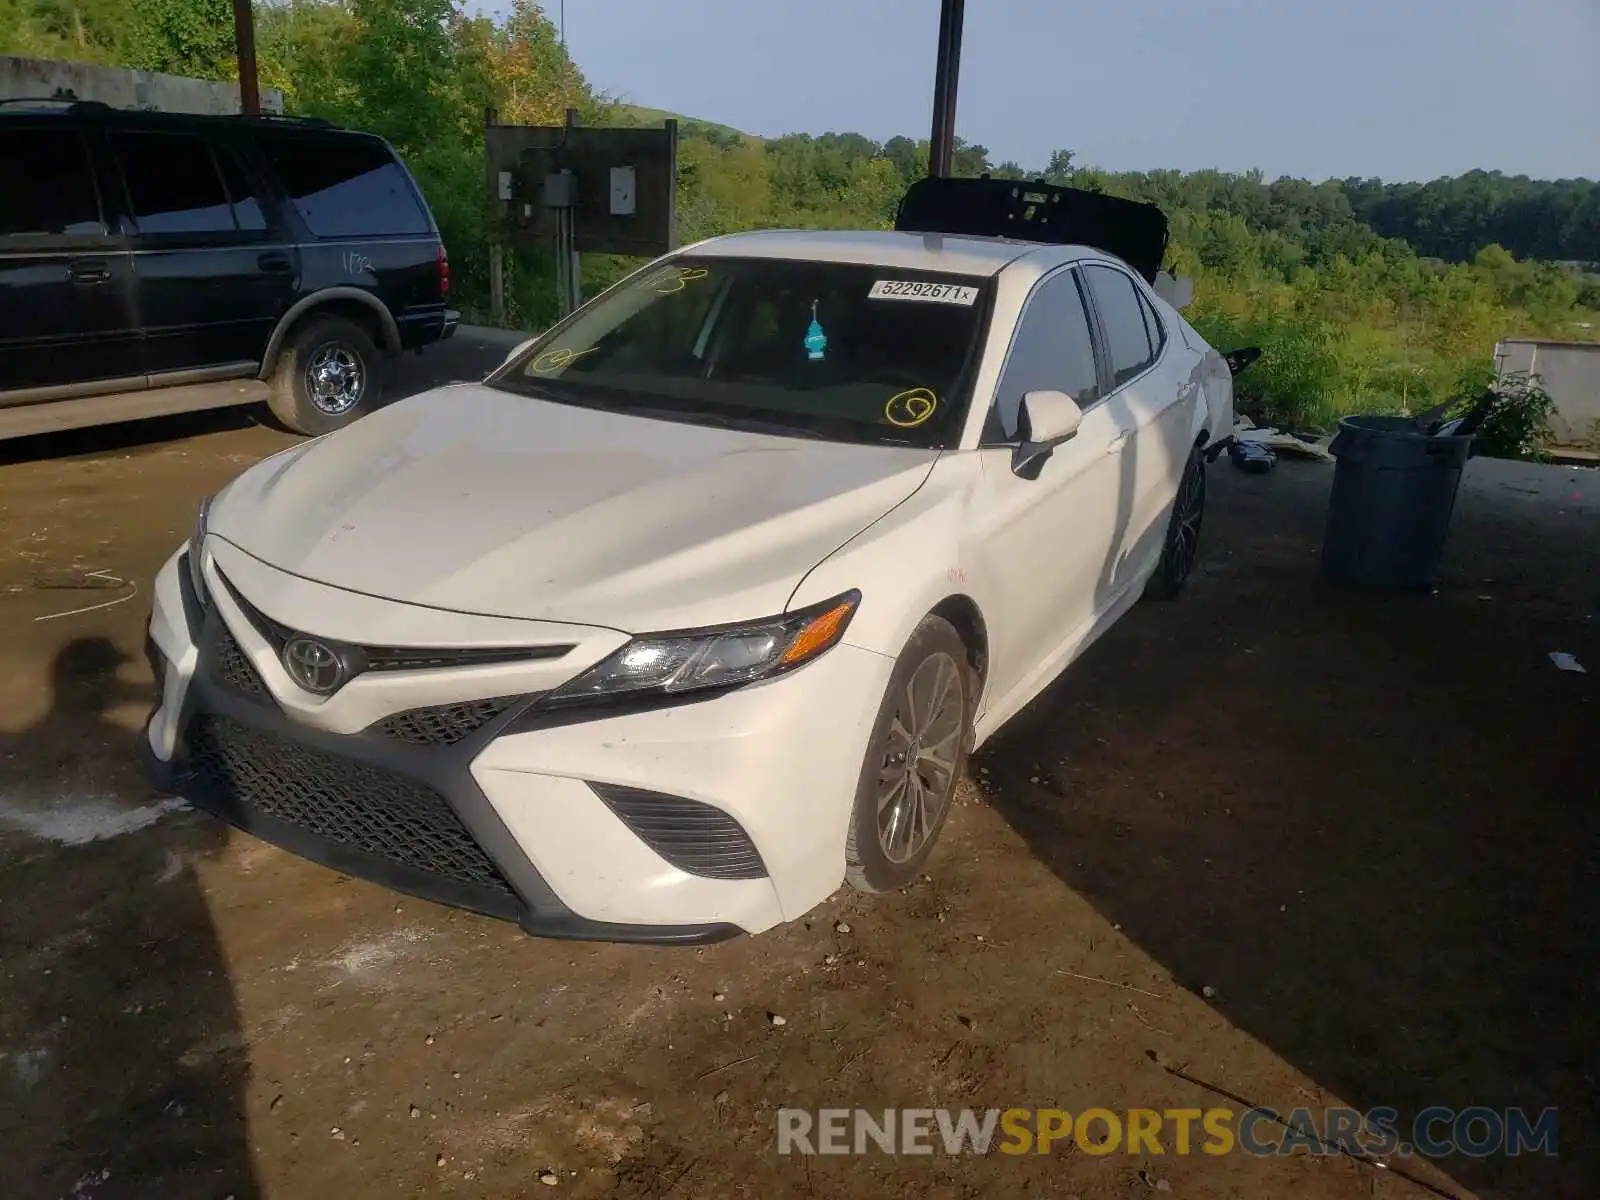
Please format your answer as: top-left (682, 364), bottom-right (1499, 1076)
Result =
top-left (125, 0), bottom-right (236, 80)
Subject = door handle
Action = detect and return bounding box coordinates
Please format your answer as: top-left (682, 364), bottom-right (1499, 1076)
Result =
top-left (67, 261), bottom-right (111, 286)
top-left (1106, 430), bottom-right (1131, 455)
top-left (258, 252), bottom-right (293, 274)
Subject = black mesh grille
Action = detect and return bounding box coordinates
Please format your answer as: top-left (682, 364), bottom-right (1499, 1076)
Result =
top-left (371, 697), bottom-right (521, 746)
top-left (208, 620), bottom-right (269, 699)
top-left (591, 784), bottom-right (767, 880)
top-left (186, 714), bottom-right (515, 897)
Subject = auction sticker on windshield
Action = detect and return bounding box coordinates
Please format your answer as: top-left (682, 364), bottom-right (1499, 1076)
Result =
top-left (868, 280), bottom-right (979, 305)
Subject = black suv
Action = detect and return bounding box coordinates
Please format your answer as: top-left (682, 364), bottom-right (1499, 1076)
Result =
top-left (0, 100), bottom-right (458, 439)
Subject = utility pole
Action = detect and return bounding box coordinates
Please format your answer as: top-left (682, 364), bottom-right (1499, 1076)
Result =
top-left (233, 0), bottom-right (261, 115)
top-left (928, 0), bottom-right (964, 177)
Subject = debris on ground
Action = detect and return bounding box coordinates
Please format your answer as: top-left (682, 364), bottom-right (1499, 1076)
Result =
top-left (1230, 439), bottom-right (1277, 474)
top-left (1549, 651), bottom-right (1587, 673)
top-left (1232, 414), bottom-right (1336, 462)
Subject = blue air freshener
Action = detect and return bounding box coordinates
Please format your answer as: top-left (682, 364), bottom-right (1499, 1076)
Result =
top-left (804, 300), bottom-right (828, 361)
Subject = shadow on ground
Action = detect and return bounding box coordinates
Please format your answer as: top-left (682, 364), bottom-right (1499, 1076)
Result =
top-left (0, 639), bottom-right (259, 1200)
top-left (981, 460), bottom-right (1599, 1199)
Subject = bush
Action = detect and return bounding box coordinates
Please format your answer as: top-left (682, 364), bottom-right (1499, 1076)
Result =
top-left (1471, 371), bottom-right (1557, 460)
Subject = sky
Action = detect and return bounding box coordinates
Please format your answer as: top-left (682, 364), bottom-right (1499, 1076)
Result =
top-left (525, 0), bottom-right (1599, 183)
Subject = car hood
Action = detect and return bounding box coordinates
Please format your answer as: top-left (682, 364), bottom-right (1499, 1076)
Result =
top-left (210, 384), bottom-right (939, 631)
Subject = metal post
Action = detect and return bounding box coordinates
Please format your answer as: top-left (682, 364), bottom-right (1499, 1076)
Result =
top-left (489, 244), bottom-right (506, 326)
top-left (565, 108), bottom-right (582, 312)
top-left (233, 0), bottom-right (261, 115)
top-left (928, 0), bottom-right (964, 177)
top-left (556, 206), bottom-right (575, 317)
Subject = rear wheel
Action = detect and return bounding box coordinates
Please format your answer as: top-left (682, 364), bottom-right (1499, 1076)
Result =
top-left (845, 615), bottom-right (971, 892)
top-left (1145, 444), bottom-right (1207, 601)
top-left (268, 314), bottom-right (386, 436)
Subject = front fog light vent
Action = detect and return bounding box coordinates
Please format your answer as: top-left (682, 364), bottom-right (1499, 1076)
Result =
top-left (588, 783), bottom-right (767, 880)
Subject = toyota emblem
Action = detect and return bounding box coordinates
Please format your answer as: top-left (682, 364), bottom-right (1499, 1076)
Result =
top-left (282, 637), bottom-right (345, 694)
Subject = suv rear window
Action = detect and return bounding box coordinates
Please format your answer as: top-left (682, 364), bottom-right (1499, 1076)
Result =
top-left (0, 127), bottom-right (104, 238)
top-left (254, 132), bottom-right (430, 238)
top-left (491, 257), bottom-right (992, 448)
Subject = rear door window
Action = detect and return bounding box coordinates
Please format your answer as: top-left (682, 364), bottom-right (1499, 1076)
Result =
top-left (0, 126), bottom-right (105, 238)
top-left (254, 132), bottom-right (430, 238)
top-left (1138, 289), bottom-right (1166, 355)
top-left (214, 144), bottom-right (268, 232)
top-left (1084, 264), bottom-right (1156, 386)
top-left (112, 131), bottom-right (238, 235)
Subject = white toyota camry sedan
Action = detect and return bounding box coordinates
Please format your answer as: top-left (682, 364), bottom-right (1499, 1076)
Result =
top-left (144, 206), bottom-right (1238, 943)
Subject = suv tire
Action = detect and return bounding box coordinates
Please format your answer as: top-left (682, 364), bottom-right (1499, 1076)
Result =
top-left (268, 314), bottom-right (386, 436)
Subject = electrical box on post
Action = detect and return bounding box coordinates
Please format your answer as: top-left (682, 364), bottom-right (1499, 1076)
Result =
top-left (486, 120), bottom-right (678, 256)
top-left (542, 170), bottom-right (577, 210)
top-left (609, 166), bottom-right (637, 216)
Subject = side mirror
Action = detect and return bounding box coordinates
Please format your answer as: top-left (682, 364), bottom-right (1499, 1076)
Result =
top-left (1223, 347), bottom-right (1261, 377)
top-left (1012, 389), bottom-right (1082, 478)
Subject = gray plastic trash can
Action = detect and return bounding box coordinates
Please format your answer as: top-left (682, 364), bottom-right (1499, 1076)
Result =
top-left (1320, 415), bottom-right (1473, 593)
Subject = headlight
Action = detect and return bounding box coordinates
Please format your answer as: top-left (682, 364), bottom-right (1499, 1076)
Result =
top-left (543, 590), bottom-right (861, 707)
top-left (187, 495), bottom-right (213, 604)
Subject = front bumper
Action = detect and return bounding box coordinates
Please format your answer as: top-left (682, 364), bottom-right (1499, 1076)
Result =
top-left (144, 543), bottom-right (891, 940)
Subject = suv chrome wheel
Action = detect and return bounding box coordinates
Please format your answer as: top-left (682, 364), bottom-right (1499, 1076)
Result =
top-left (305, 343), bottom-right (364, 415)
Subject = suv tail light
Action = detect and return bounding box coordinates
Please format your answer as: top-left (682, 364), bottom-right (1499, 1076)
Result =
top-left (437, 245), bottom-right (449, 298)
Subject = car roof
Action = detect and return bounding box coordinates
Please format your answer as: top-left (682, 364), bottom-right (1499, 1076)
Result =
top-left (688, 228), bottom-right (1099, 277)
top-left (0, 102), bottom-right (373, 141)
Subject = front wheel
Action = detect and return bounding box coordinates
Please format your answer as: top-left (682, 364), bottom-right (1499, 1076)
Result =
top-left (845, 615), bottom-right (972, 892)
top-left (1145, 444), bottom-right (1207, 601)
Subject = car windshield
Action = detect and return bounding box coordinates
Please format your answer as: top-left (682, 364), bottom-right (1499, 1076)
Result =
top-left (487, 256), bottom-right (992, 447)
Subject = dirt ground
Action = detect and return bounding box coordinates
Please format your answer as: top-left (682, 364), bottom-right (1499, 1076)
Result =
top-left (1, 347), bottom-right (1595, 1200)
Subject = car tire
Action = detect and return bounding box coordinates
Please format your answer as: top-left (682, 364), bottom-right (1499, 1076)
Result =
top-left (845, 615), bottom-right (972, 893)
top-left (1145, 443), bottom-right (1207, 601)
top-left (267, 314), bottom-right (386, 436)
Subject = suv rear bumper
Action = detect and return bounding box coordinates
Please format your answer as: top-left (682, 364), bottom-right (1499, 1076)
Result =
top-left (398, 307), bottom-right (459, 350)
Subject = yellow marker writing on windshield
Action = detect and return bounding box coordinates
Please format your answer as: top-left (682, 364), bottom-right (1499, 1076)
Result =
top-left (528, 346), bottom-right (598, 374)
top-left (885, 387), bottom-right (938, 428)
top-left (650, 266), bottom-right (710, 295)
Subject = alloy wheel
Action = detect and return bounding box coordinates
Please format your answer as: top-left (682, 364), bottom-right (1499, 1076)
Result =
top-left (1168, 458), bottom-right (1205, 584)
top-left (876, 650), bottom-right (963, 864)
